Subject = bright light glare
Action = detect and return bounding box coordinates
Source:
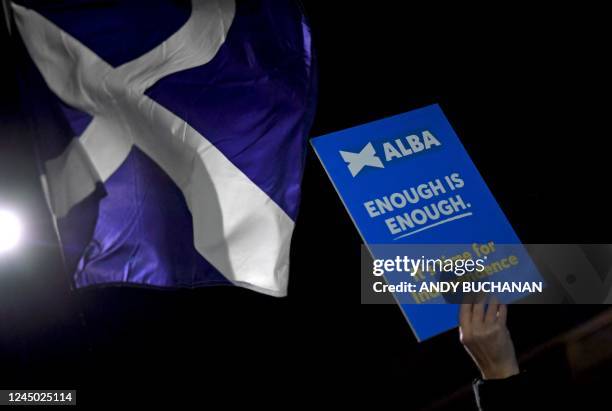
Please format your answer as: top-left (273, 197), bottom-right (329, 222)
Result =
top-left (0, 209), bottom-right (22, 253)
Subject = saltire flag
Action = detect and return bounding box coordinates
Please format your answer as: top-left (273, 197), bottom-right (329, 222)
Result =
top-left (5, 0), bottom-right (317, 296)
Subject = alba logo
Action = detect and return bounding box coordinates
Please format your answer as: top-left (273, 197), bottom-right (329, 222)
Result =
top-left (339, 130), bottom-right (442, 177)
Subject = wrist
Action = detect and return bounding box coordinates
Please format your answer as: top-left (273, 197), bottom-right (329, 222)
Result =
top-left (481, 361), bottom-right (519, 380)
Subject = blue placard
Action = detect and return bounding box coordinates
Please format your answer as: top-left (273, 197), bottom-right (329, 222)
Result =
top-left (311, 104), bottom-right (541, 341)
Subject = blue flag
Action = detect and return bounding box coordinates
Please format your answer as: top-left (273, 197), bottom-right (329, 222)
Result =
top-left (8, 0), bottom-right (316, 296)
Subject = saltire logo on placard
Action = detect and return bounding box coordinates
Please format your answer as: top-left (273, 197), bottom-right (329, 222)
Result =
top-left (339, 130), bottom-right (442, 177)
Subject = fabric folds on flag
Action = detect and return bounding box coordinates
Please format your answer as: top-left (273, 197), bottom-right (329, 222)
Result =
top-left (9, 0), bottom-right (317, 296)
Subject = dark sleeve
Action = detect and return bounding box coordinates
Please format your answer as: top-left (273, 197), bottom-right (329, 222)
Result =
top-left (472, 372), bottom-right (530, 411)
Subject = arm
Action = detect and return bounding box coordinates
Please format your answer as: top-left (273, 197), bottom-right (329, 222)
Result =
top-left (460, 301), bottom-right (525, 411)
top-left (459, 301), bottom-right (519, 380)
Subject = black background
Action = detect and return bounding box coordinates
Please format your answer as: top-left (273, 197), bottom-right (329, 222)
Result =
top-left (0, 1), bottom-right (610, 409)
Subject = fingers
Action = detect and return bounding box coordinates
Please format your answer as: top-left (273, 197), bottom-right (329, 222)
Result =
top-left (472, 302), bottom-right (485, 325)
top-left (498, 303), bottom-right (508, 325)
top-left (484, 298), bottom-right (500, 325)
top-left (459, 303), bottom-right (473, 343)
top-left (460, 300), bottom-right (509, 339)
top-left (459, 303), bottom-right (472, 329)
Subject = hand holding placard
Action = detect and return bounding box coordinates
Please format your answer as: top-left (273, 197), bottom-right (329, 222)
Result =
top-left (459, 301), bottom-right (519, 380)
